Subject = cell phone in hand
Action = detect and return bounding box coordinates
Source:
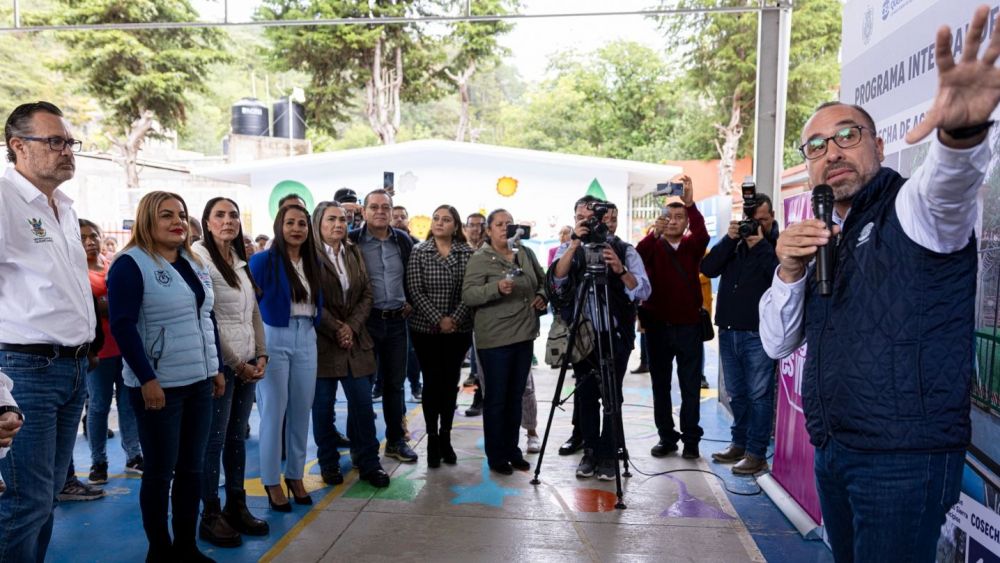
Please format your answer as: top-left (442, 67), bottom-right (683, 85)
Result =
top-left (655, 182), bottom-right (685, 197)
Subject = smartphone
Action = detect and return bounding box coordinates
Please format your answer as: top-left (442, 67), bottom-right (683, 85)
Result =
top-left (505, 224), bottom-right (530, 240)
top-left (654, 181), bottom-right (684, 197)
top-left (383, 171), bottom-right (394, 194)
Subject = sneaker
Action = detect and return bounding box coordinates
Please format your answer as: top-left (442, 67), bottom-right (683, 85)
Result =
top-left (462, 374), bottom-right (477, 387)
top-left (576, 449), bottom-right (597, 478)
top-left (125, 455), bottom-right (144, 475)
top-left (385, 441), bottom-right (418, 463)
top-left (630, 363), bottom-right (649, 374)
top-left (526, 434), bottom-right (541, 454)
top-left (596, 459), bottom-right (616, 481)
top-left (58, 476), bottom-right (105, 501)
top-left (88, 462), bottom-right (108, 485)
top-left (732, 454), bottom-right (768, 475)
top-left (650, 441), bottom-right (678, 458)
top-left (682, 443), bottom-right (700, 459)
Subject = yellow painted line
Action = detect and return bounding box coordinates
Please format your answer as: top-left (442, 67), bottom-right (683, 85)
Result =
top-left (259, 405), bottom-right (424, 562)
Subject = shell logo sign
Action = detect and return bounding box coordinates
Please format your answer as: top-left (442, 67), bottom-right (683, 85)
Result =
top-left (496, 176), bottom-right (518, 197)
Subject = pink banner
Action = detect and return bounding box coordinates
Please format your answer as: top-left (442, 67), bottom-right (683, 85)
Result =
top-left (771, 191), bottom-right (823, 524)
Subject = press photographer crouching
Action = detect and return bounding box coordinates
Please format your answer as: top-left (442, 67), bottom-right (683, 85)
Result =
top-left (549, 197), bottom-right (650, 480)
top-left (700, 182), bottom-right (778, 475)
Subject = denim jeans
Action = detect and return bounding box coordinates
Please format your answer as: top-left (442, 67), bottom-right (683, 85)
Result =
top-left (718, 329), bottom-right (775, 457)
top-left (86, 355), bottom-right (142, 464)
top-left (646, 322), bottom-right (704, 446)
top-left (814, 440), bottom-right (964, 563)
top-left (0, 352), bottom-right (86, 563)
top-left (258, 318), bottom-right (317, 485)
top-left (411, 332), bottom-right (472, 435)
top-left (202, 367), bottom-right (257, 502)
top-left (313, 375), bottom-right (381, 474)
top-left (129, 378), bottom-right (212, 553)
top-left (574, 331), bottom-right (630, 460)
top-left (366, 316), bottom-right (408, 444)
top-left (479, 340), bottom-right (533, 465)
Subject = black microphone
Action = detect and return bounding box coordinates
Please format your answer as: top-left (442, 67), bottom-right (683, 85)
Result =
top-left (811, 184), bottom-right (835, 297)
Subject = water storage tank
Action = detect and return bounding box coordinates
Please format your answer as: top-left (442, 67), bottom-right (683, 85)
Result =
top-left (231, 98), bottom-right (269, 136)
top-left (273, 99), bottom-right (306, 139)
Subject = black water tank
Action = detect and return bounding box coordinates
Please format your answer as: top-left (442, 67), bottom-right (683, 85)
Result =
top-left (273, 99), bottom-right (306, 139)
top-left (231, 98), bottom-right (269, 136)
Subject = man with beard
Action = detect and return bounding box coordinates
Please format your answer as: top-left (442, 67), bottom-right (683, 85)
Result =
top-left (760, 6), bottom-right (1000, 560)
top-left (0, 101), bottom-right (96, 561)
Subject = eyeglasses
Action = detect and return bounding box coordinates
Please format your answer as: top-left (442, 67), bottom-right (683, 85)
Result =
top-left (20, 136), bottom-right (83, 153)
top-left (798, 125), bottom-right (869, 160)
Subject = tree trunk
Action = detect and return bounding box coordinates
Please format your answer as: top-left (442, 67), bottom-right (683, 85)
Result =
top-left (108, 110), bottom-right (155, 191)
top-left (713, 91), bottom-right (743, 197)
top-left (365, 37), bottom-right (403, 145)
top-left (445, 61), bottom-right (476, 142)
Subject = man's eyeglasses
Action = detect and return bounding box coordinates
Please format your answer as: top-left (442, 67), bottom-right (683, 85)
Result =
top-left (19, 136), bottom-right (83, 153)
top-left (798, 125), bottom-right (869, 160)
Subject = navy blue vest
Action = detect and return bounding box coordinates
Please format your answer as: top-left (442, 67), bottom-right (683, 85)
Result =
top-left (802, 168), bottom-right (977, 452)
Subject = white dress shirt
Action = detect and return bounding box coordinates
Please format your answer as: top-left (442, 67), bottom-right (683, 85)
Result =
top-left (0, 168), bottom-right (95, 346)
top-left (324, 242), bottom-right (351, 301)
top-left (289, 258), bottom-right (317, 318)
top-left (759, 136), bottom-right (990, 359)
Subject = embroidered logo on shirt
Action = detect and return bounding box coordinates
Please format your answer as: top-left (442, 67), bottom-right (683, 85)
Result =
top-left (857, 222), bottom-right (875, 247)
top-left (154, 270), bottom-right (172, 287)
top-left (27, 218), bottom-right (52, 243)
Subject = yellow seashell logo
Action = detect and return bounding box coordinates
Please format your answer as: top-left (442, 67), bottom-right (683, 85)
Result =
top-left (496, 176), bottom-right (518, 197)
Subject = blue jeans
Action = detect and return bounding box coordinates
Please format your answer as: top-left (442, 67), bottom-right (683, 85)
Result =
top-left (202, 367), bottom-right (257, 502)
top-left (718, 329), bottom-right (775, 457)
top-left (0, 352), bottom-right (86, 563)
top-left (86, 355), bottom-right (142, 464)
top-left (313, 375), bottom-right (381, 474)
top-left (258, 318), bottom-right (317, 485)
top-left (814, 440), bottom-right (964, 563)
top-left (367, 316), bottom-right (408, 444)
top-left (129, 378), bottom-right (213, 553)
top-left (478, 340), bottom-right (533, 465)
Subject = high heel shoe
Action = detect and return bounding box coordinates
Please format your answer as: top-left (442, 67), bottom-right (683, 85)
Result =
top-left (265, 484), bottom-right (291, 513)
top-left (285, 478), bottom-right (313, 505)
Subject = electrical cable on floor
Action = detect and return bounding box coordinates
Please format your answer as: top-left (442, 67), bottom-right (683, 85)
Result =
top-left (626, 460), bottom-right (764, 497)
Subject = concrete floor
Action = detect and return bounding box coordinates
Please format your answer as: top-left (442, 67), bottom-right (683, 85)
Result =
top-left (47, 336), bottom-right (832, 562)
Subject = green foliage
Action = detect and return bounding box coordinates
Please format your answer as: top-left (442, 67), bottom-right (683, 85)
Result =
top-left (658, 0), bottom-right (842, 166)
top-left (258, 0), bottom-right (449, 134)
top-left (48, 0), bottom-right (229, 135)
top-left (445, 0), bottom-right (515, 71)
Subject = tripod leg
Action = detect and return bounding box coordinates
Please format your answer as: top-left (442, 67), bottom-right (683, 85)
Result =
top-left (590, 278), bottom-right (627, 509)
top-left (532, 276), bottom-right (594, 486)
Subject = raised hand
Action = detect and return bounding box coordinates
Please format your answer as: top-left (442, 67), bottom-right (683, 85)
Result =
top-left (906, 5), bottom-right (1000, 144)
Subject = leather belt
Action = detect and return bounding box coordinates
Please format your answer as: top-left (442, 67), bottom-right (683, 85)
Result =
top-left (0, 342), bottom-right (91, 359)
top-left (371, 307), bottom-right (406, 320)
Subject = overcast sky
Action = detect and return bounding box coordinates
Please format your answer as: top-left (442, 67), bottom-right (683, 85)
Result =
top-left (193, 0), bottom-right (668, 83)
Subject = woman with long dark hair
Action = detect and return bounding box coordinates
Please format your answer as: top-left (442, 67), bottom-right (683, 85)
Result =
top-left (461, 209), bottom-right (547, 475)
top-left (193, 198), bottom-right (269, 546)
top-left (108, 191), bottom-right (224, 562)
top-left (249, 204), bottom-right (323, 511)
top-left (406, 205), bottom-right (474, 468)
top-left (311, 201), bottom-right (390, 487)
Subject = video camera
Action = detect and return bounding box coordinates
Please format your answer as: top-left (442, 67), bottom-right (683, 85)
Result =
top-left (738, 176), bottom-right (762, 238)
top-left (581, 201), bottom-right (611, 245)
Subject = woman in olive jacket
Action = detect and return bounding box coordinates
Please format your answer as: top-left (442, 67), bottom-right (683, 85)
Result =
top-left (461, 209), bottom-right (547, 475)
top-left (311, 201), bottom-right (390, 488)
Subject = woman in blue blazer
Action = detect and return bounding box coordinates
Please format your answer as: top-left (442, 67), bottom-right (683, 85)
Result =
top-left (248, 203), bottom-right (323, 511)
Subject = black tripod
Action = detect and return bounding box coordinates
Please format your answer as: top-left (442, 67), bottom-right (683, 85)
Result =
top-left (531, 246), bottom-right (631, 509)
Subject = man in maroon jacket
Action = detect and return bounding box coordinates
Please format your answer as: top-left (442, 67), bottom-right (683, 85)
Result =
top-left (636, 175), bottom-right (709, 459)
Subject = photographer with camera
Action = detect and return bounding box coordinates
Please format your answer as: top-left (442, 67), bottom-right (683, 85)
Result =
top-left (701, 184), bottom-right (778, 475)
top-left (636, 175), bottom-right (709, 460)
top-left (549, 196), bottom-right (650, 480)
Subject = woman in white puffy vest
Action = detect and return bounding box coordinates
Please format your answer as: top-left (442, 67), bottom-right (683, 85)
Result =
top-left (108, 191), bottom-right (225, 563)
top-left (193, 197), bottom-right (270, 547)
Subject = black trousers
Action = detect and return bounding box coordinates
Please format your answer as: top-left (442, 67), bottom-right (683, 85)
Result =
top-left (572, 330), bottom-right (630, 459)
top-left (645, 323), bottom-right (704, 446)
top-left (411, 331), bottom-right (473, 435)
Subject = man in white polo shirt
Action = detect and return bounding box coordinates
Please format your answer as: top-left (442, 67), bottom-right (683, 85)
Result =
top-left (0, 101), bottom-right (95, 561)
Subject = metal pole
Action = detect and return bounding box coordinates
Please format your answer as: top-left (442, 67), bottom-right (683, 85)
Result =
top-left (0, 5), bottom-right (779, 34)
top-left (12, 0), bottom-right (19, 28)
top-left (752, 0), bottom-right (792, 226)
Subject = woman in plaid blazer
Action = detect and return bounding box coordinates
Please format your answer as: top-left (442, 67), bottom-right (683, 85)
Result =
top-left (405, 205), bottom-right (474, 468)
